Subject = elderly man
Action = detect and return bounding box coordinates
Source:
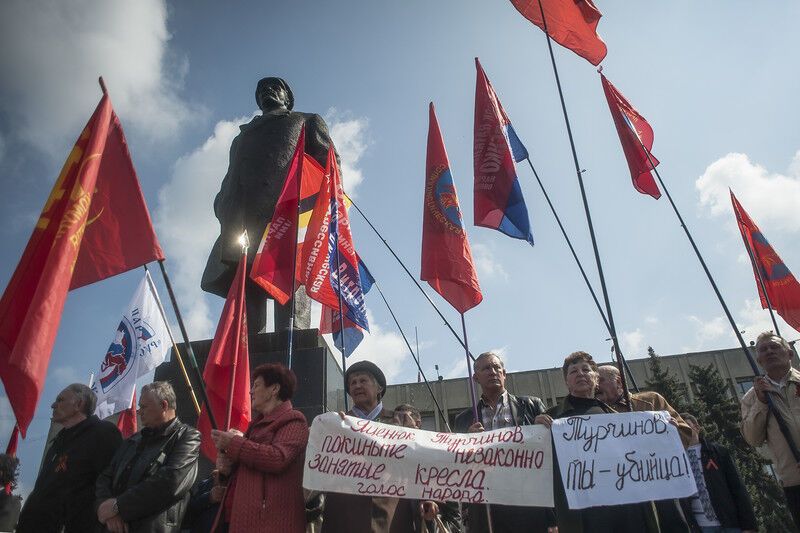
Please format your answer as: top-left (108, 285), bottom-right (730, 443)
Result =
top-left (16, 384), bottom-right (122, 533)
top-left (95, 381), bottom-right (200, 533)
top-left (453, 351), bottom-right (553, 533)
top-left (741, 331), bottom-right (800, 526)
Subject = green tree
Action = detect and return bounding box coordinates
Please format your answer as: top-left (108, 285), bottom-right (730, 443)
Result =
top-left (688, 363), bottom-right (795, 532)
top-left (644, 346), bottom-right (691, 412)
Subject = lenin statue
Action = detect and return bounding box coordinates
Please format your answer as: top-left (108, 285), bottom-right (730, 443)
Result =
top-left (201, 77), bottom-right (337, 334)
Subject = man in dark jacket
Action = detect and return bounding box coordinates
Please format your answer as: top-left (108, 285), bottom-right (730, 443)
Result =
top-left (16, 383), bottom-right (122, 533)
top-left (96, 381), bottom-right (200, 533)
top-left (453, 351), bottom-right (553, 533)
top-left (679, 413), bottom-right (757, 533)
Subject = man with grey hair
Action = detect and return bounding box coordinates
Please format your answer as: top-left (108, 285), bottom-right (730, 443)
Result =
top-left (16, 384), bottom-right (122, 533)
top-left (96, 381), bottom-right (200, 533)
top-left (741, 331), bottom-right (800, 527)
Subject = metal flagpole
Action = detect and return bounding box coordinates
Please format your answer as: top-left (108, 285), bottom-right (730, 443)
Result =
top-left (416, 326), bottom-right (422, 383)
top-left (225, 237), bottom-right (248, 429)
top-left (524, 157), bottom-right (639, 392)
top-left (346, 195), bottom-right (475, 362)
top-left (143, 265), bottom-right (201, 415)
top-left (535, 0), bottom-right (632, 406)
top-left (371, 278), bottom-right (451, 430)
top-left (287, 146), bottom-right (304, 369)
top-left (634, 137), bottom-right (800, 459)
top-left (460, 314), bottom-right (480, 420)
top-left (333, 239), bottom-right (349, 412)
top-left (157, 258), bottom-right (218, 429)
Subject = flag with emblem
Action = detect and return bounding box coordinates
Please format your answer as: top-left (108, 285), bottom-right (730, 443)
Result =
top-left (91, 271), bottom-right (171, 419)
top-left (197, 253), bottom-right (251, 460)
top-left (474, 58), bottom-right (534, 244)
top-left (319, 258), bottom-right (375, 357)
top-left (601, 73), bottom-right (661, 199)
top-left (422, 103), bottom-right (483, 314)
top-left (731, 191), bottom-right (800, 333)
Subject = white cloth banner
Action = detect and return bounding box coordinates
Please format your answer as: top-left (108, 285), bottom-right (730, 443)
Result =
top-left (552, 410), bottom-right (697, 509)
top-left (91, 272), bottom-right (171, 418)
top-left (303, 412), bottom-right (553, 506)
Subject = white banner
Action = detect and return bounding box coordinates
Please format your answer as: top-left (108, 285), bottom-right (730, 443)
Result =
top-left (303, 412), bottom-right (553, 507)
top-left (552, 410), bottom-right (697, 509)
top-left (91, 272), bottom-right (171, 418)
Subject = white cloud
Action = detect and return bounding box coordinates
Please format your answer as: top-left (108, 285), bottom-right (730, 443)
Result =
top-left (340, 311), bottom-right (409, 383)
top-left (325, 108), bottom-right (369, 196)
top-left (444, 358), bottom-right (468, 380)
top-left (620, 329), bottom-right (645, 356)
top-left (696, 151), bottom-right (800, 233)
top-left (471, 243), bottom-right (509, 281)
top-left (686, 314), bottom-right (730, 350)
top-left (737, 298), bottom-right (795, 343)
top-left (0, 0), bottom-right (199, 155)
top-left (644, 316), bottom-right (659, 325)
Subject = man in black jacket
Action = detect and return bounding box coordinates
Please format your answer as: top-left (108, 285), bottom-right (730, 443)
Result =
top-left (679, 413), bottom-right (757, 533)
top-left (96, 381), bottom-right (200, 533)
top-left (16, 383), bottom-right (122, 533)
top-left (453, 351), bottom-right (553, 533)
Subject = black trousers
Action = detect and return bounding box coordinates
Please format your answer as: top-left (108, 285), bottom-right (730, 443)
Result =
top-left (784, 484), bottom-right (800, 529)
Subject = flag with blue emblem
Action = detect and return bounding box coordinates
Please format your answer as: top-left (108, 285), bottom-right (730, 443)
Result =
top-left (473, 58), bottom-right (534, 245)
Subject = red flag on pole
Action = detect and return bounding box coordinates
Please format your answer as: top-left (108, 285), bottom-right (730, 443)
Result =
top-left (197, 253), bottom-right (251, 460)
top-left (116, 390), bottom-right (138, 439)
top-left (250, 127), bottom-right (306, 305)
top-left (600, 74), bottom-right (661, 199)
top-left (421, 103), bottom-right (483, 314)
top-left (731, 191), bottom-right (800, 333)
top-left (510, 0), bottom-right (607, 66)
top-left (0, 93), bottom-right (115, 436)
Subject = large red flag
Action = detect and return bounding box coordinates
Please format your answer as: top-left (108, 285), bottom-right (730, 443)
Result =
top-left (0, 94), bottom-right (114, 436)
top-left (601, 74), bottom-right (662, 200)
top-left (197, 254), bottom-right (251, 460)
top-left (422, 103), bottom-right (483, 314)
top-left (731, 191), bottom-right (800, 333)
top-left (250, 127), bottom-right (306, 305)
top-left (116, 390), bottom-right (138, 439)
top-left (510, 0), bottom-right (607, 66)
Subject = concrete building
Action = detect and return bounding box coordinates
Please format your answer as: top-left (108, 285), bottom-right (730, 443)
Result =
top-left (380, 345), bottom-right (800, 432)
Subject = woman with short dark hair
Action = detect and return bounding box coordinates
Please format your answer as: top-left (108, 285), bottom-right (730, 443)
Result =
top-left (211, 363), bottom-right (309, 533)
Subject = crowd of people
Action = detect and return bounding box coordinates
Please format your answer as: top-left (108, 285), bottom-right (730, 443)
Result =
top-left (1, 331), bottom-right (797, 532)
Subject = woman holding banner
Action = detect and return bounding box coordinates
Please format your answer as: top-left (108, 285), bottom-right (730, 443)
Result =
top-left (211, 363), bottom-right (310, 533)
top-left (541, 351), bottom-right (660, 533)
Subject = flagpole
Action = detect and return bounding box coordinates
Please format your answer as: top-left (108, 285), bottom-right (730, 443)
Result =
top-left (143, 265), bottom-right (201, 415)
top-left (287, 150), bottom-right (303, 370)
top-left (535, 0), bottom-right (632, 406)
top-left (226, 236), bottom-right (248, 429)
top-left (634, 143), bottom-right (800, 460)
top-left (333, 238), bottom-right (349, 412)
top-left (460, 313), bottom-right (480, 420)
top-left (735, 212), bottom-right (782, 336)
top-left (346, 195), bottom-right (475, 362)
top-left (415, 326), bottom-right (421, 383)
top-left (371, 278), bottom-right (451, 430)
top-left (157, 259), bottom-right (218, 429)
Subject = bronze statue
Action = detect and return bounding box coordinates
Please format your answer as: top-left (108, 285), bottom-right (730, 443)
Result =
top-left (202, 77), bottom-right (337, 334)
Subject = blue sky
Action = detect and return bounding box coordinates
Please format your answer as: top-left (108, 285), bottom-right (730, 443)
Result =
top-left (2, 1), bottom-right (800, 495)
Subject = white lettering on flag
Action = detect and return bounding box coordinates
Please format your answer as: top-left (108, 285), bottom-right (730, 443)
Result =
top-left (303, 412), bottom-right (553, 506)
top-left (92, 271), bottom-right (170, 419)
top-left (551, 410), bottom-right (697, 509)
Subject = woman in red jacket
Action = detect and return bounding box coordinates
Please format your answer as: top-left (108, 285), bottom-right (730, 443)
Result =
top-left (211, 363), bottom-right (310, 533)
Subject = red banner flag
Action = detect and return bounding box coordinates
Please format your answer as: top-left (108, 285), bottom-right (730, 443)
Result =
top-left (422, 103), bottom-right (483, 314)
top-left (197, 254), bottom-right (251, 460)
top-left (0, 94), bottom-right (114, 436)
top-left (116, 390), bottom-right (138, 439)
top-left (731, 191), bottom-right (800, 333)
top-left (510, 0), bottom-right (607, 66)
top-left (250, 127), bottom-right (306, 305)
top-left (601, 74), bottom-right (662, 200)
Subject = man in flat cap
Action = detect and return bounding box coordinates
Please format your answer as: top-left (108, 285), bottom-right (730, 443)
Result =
top-left (202, 76), bottom-right (337, 334)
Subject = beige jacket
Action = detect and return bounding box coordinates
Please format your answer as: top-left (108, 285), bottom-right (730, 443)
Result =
top-left (741, 367), bottom-right (800, 487)
top-left (611, 390), bottom-right (694, 447)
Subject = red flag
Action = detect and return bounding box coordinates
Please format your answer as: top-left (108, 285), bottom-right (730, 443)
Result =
top-left (116, 390), bottom-right (138, 439)
top-left (601, 74), bottom-right (662, 200)
top-left (510, 0), bottom-right (607, 66)
top-left (197, 253), bottom-right (251, 460)
top-left (0, 94), bottom-right (114, 436)
top-left (731, 191), bottom-right (800, 333)
top-left (70, 108), bottom-right (164, 289)
top-left (250, 127), bottom-right (306, 305)
top-left (421, 103), bottom-right (483, 314)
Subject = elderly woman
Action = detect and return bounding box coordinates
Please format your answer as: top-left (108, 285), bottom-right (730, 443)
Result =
top-left (211, 363), bottom-right (309, 533)
top-left (541, 351), bottom-right (660, 533)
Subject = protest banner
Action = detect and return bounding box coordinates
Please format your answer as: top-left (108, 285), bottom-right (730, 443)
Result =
top-left (551, 410), bottom-right (697, 509)
top-left (303, 412), bottom-right (553, 506)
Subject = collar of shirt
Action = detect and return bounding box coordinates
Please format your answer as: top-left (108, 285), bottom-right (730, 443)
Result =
top-left (480, 390), bottom-right (509, 409)
top-left (352, 402), bottom-right (384, 421)
top-left (767, 371), bottom-right (792, 389)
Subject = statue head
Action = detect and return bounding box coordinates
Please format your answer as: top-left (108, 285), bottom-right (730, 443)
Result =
top-left (255, 77), bottom-right (294, 112)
